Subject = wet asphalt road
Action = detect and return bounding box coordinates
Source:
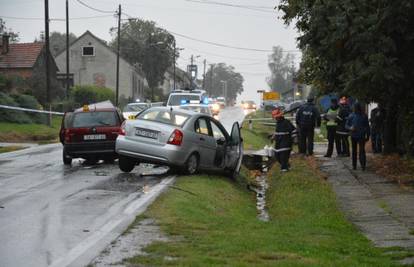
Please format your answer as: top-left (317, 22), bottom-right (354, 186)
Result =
top-left (0, 106), bottom-right (246, 267)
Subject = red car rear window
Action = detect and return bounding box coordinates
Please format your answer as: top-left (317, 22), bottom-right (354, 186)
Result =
top-left (71, 111), bottom-right (119, 128)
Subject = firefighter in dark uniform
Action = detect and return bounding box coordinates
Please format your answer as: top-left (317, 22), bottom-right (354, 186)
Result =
top-left (271, 108), bottom-right (296, 172)
top-left (296, 96), bottom-right (321, 156)
top-left (336, 96), bottom-right (351, 156)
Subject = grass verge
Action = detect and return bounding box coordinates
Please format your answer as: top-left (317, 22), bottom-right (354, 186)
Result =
top-left (123, 110), bottom-right (397, 266)
top-left (0, 145), bottom-right (25, 153)
top-left (0, 116), bottom-right (61, 143)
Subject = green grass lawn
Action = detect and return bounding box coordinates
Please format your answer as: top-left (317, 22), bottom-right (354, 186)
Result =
top-left (0, 116), bottom-right (61, 143)
top-left (0, 145), bottom-right (25, 153)
top-left (124, 110), bottom-right (398, 267)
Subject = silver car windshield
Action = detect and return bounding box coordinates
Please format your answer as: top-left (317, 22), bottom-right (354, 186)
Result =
top-left (138, 110), bottom-right (190, 127)
top-left (71, 111), bottom-right (118, 128)
top-left (168, 94), bottom-right (200, 106)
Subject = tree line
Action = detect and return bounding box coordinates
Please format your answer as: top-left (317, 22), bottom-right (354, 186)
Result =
top-left (278, 0), bottom-right (414, 155)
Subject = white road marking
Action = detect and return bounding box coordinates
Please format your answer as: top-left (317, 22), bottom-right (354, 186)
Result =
top-left (49, 176), bottom-right (175, 267)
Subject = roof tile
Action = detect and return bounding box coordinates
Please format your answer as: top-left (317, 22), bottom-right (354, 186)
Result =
top-left (0, 42), bottom-right (44, 69)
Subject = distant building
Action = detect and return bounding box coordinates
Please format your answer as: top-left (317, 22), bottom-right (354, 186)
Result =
top-left (54, 31), bottom-right (147, 101)
top-left (160, 67), bottom-right (191, 95)
top-left (0, 34), bottom-right (59, 83)
top-left (0, 34), bottom-right (62, 102)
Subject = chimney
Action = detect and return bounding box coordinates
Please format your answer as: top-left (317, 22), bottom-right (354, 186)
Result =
top-left (1, 34), bottom-right (10, 54)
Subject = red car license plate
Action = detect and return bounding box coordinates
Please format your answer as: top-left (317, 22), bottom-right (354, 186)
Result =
top-left (83, 134), bottom-right (106, 140)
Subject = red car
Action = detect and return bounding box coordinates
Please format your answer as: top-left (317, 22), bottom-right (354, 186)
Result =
top-left (59, 101), bottom-right (124, 165)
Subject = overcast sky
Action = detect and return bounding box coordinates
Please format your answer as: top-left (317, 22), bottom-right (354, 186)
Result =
top-left (1, 0), bottom-right (300, 103)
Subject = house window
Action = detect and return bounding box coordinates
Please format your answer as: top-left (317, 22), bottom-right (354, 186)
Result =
top-left (82, 46), bottom-right (95, 56)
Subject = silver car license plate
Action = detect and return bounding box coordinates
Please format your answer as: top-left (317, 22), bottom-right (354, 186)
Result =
top-left (135, 128), bottom-right (158, 139)
top-left (83, 134), bottom-right (106, 140)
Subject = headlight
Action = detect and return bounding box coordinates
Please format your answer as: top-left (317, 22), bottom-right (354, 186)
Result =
top-left (253, 104), bottom-right (256, 108)
top-left (244, 103), bottom-right (249, 108)
top-left (212, 104), bottom-right (220, 110)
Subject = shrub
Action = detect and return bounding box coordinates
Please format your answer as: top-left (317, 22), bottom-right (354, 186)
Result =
top-left (12, 94), bottom-right (46, 124)
top-left (0, 92), bottom-right (32, 123)
top-left (70, 85), bottom-right (115, 106)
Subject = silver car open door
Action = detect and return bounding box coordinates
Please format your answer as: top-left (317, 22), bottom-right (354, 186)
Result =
top-left (227, 122), bottom-right (243, 174)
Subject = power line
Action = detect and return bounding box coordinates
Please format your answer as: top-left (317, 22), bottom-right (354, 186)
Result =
top-left (185, 0), bottom-right (275, 13)
top-left (75, 0), bottom-right (114, 14)
top-left (0, 15), bottom-right (114, 21)
top-left (169, 30), bottom-right (273, 52)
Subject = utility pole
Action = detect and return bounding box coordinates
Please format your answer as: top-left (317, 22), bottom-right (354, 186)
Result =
top-left (173, 40), bottom-right (176, 91)
top-left (65, 0), bottom-right (70, 99)
top-left (209, 64), bottom-right (214, 94)
top-left (190, 55), bottom-right (194, 89)
top-left (202, 59), bottom-right (206, 90)
top-left (115, 4), bottom-right (121, 107)
top-left (44, 0), bottom-right (51, 126)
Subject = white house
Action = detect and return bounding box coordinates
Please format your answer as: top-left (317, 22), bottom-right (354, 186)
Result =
top-left (55, 31), bottom-right (147, 102)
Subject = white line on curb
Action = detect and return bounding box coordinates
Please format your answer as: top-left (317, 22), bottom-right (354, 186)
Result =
top-left (49, 176), bottom-right (175, 267)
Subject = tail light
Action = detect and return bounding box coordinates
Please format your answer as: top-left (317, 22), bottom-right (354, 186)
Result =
top-left (64, 129), bottom-right (72, 143)
top-left (167, 129), bottom-right (183, 146)
top-left (119, 121), bottom-right (126, 136)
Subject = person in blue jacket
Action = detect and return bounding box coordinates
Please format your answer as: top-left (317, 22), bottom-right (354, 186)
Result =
top-left (346, 102), bottom-right (371, 170)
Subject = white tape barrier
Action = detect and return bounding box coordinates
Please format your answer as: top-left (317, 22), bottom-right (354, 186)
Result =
top-left (0, 104), bottom-right (64, 116)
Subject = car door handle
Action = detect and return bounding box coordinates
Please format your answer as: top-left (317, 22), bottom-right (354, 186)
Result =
top-left (199, 137), bottom-right (205, 141)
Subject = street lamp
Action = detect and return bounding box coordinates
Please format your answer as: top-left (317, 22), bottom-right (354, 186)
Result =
top-left (173, 39), bottom-right (184, 91)
top-left (220, 80), bottom-right (227, 103)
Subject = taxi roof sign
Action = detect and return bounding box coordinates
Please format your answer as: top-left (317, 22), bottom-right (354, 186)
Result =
top-left (75, 101), bottom-right (115, 112)
top-left (82, 105), bottom-right (90, 112)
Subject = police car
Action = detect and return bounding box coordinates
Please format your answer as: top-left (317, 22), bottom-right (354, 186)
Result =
top-left (166, 89), bottom-right (208, 108)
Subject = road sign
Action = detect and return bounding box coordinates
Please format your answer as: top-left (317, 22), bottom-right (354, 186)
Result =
top-left (263, 92), bottom-right (280, 101)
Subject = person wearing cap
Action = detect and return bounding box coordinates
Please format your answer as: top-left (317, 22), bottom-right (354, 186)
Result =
top-left (271, 108), bottom-right (297, 172)
top-left (296, 95), bottom-right (321, 156)
top-left (336, 96), bottom-right (351, 156)
top-left (323, 98), bottom-right (341, 157)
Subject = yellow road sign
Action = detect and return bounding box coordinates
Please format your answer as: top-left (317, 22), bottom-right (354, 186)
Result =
top-left (263, 92), bottom-right (280, 100)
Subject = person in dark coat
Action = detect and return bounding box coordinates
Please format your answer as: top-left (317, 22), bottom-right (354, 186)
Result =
top-left (323, 98), bottom-right (341, 157)
top-left (370, 104), bottom-right (385, 153)
top-left (271, 108), bottom-right (296, 172)
top-left (346, 103), bottom-right (371, 170)
top-left (336, 96), bottom-right (351, 156)
top-left (296, 96), bottom-right (321, 156)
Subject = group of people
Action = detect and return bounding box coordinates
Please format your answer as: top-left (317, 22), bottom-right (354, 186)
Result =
top-left (270, 95), bottom-right (380, 172)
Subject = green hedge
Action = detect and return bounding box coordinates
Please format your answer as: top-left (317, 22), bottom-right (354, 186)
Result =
top-left (70, 85), bottom-right (115, 106)
top-left (0, 92), bottom-right (33, 123)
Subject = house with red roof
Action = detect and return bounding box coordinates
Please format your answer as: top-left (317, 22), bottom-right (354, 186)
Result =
top-left (0, 34), bottom-right (62, 102)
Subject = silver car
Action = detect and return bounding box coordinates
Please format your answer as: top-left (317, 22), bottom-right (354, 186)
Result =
top-left (116, 107), bottom-right (243, 176)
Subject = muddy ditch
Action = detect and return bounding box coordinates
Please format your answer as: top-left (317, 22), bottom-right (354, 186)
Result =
top-left (242, 148), bottom-right (275, 222)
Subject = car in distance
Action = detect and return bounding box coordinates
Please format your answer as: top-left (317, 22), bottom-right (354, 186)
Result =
top-left (242, 100), bottom-right (257, 110)
top-left (59, 101), bottom-right (124, 165)
top-left (122, 102), bottom-right (150, 119)
top-left (115, 107), bottom-right (243, 176)
top-left (216, 96), bottom-right (226, 109)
